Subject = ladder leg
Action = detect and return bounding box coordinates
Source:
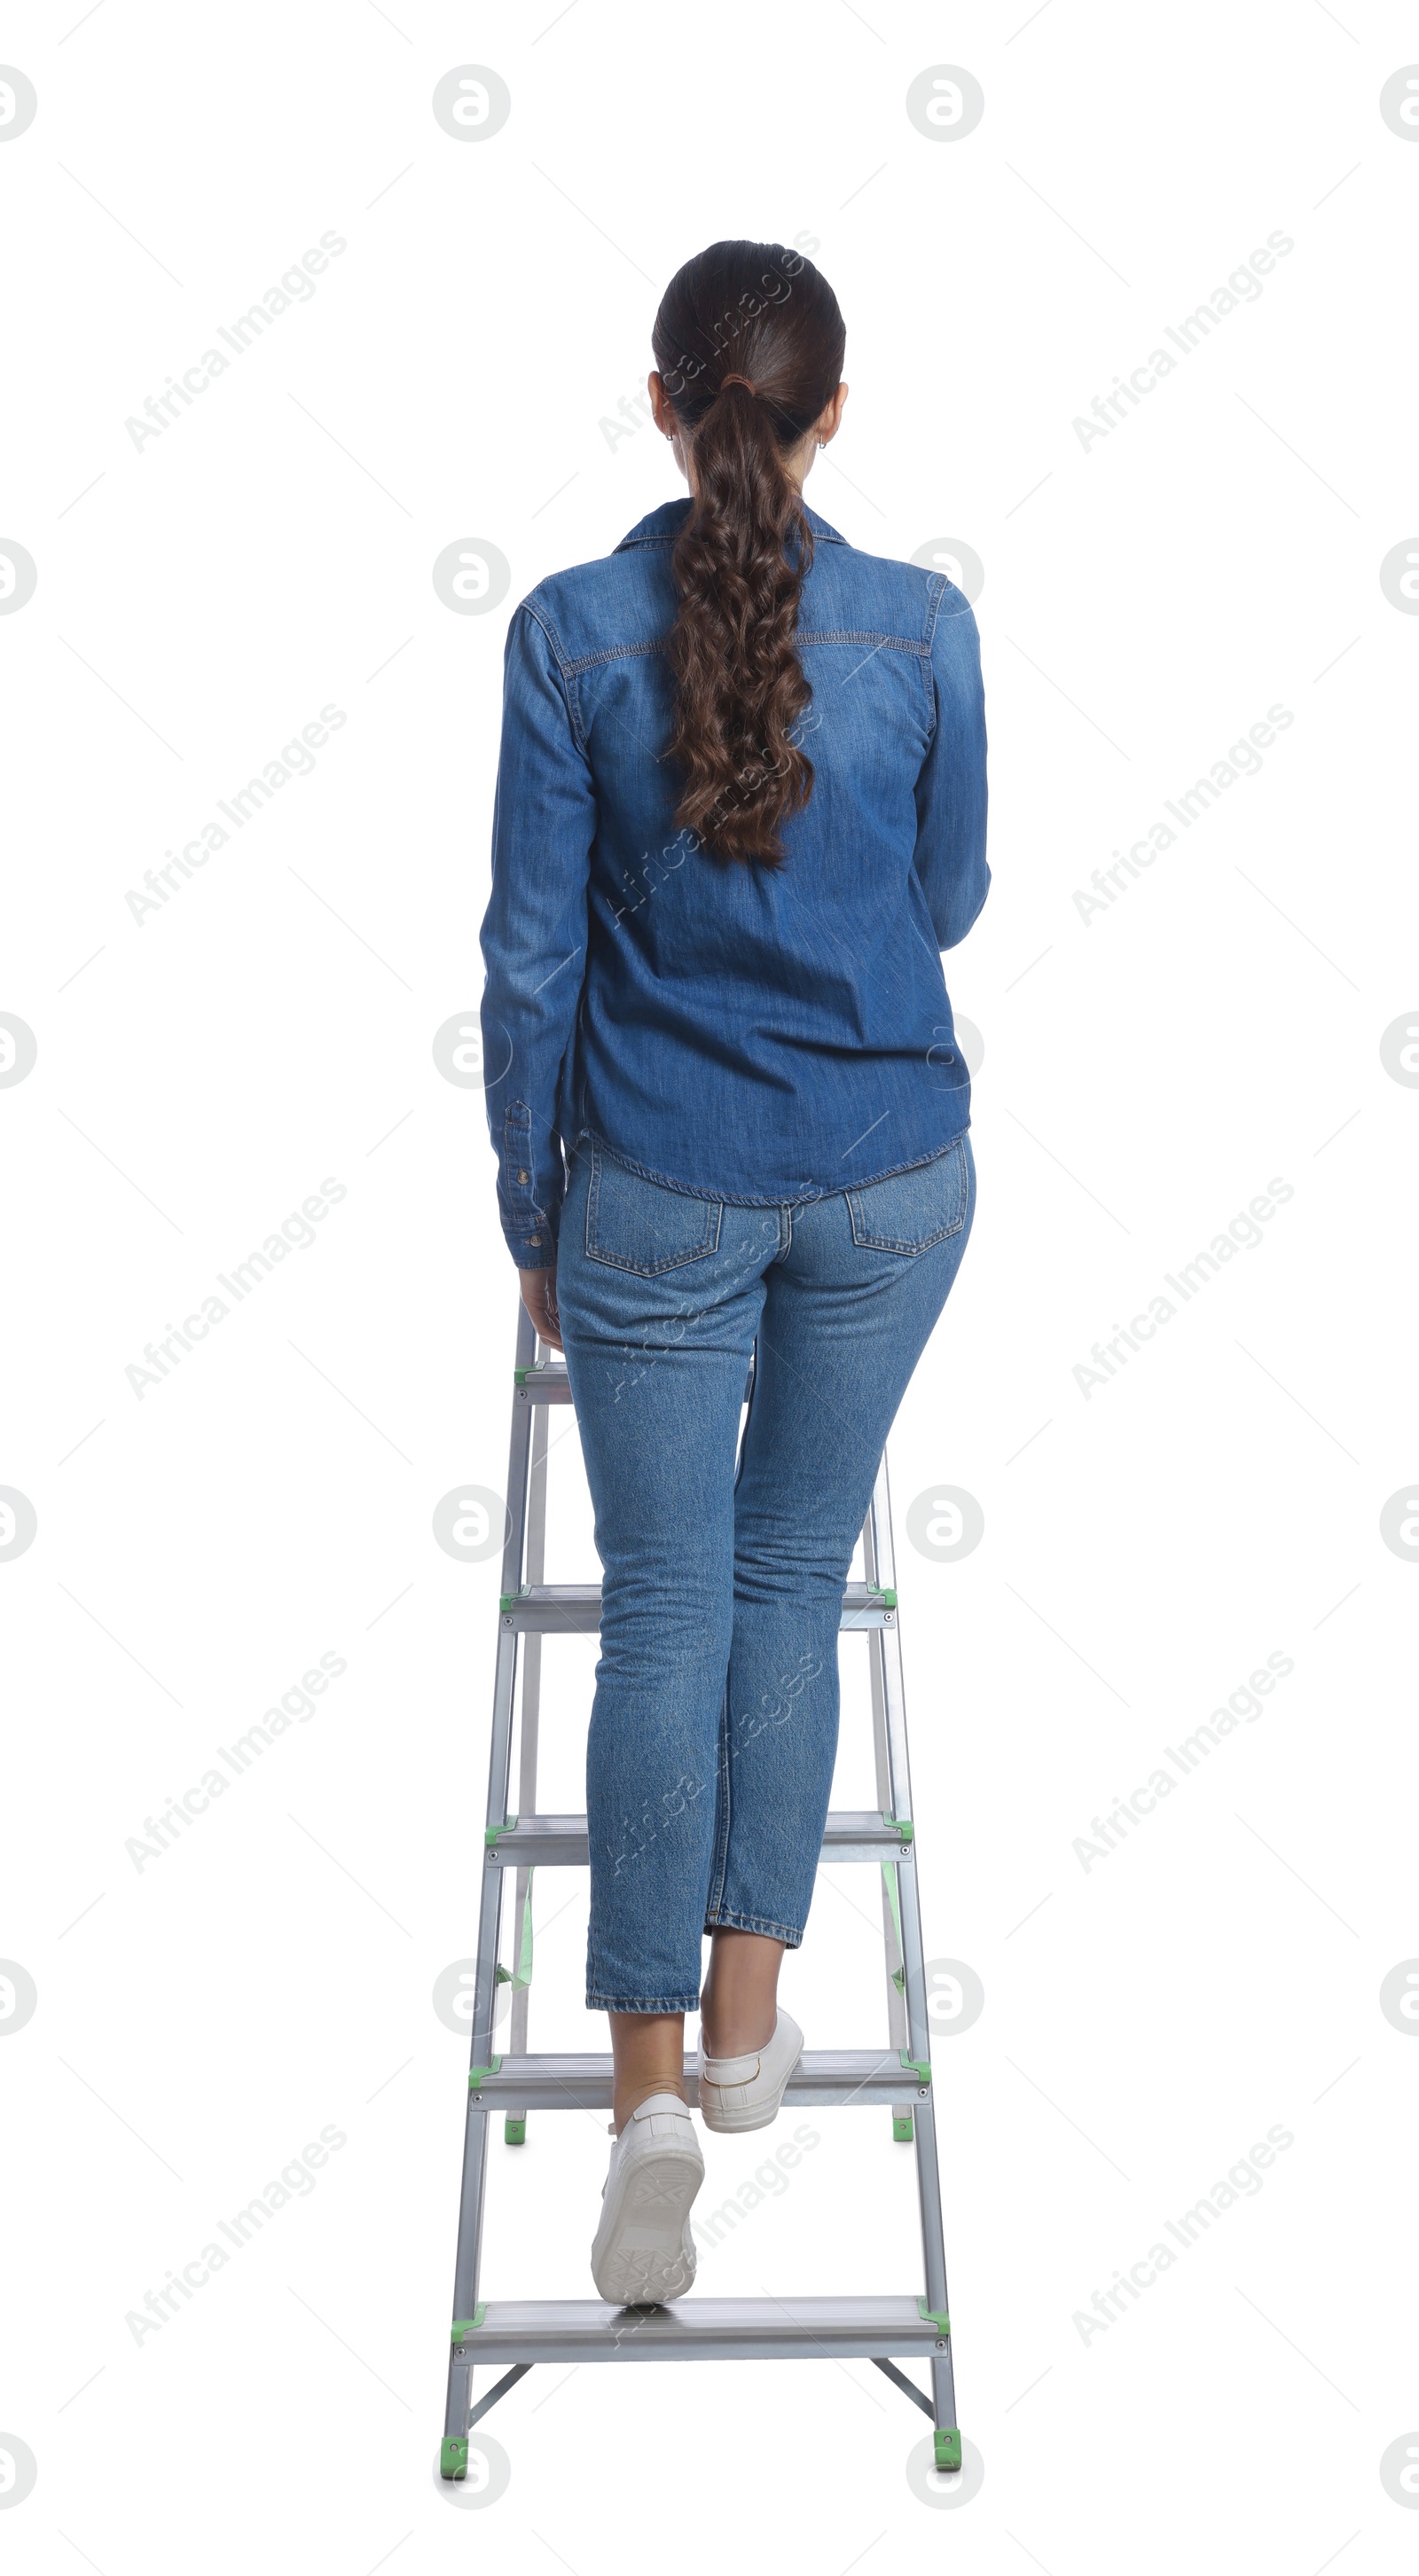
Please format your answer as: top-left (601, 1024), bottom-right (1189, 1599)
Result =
top-left (869, 1452), bottom-right (962, 2468)
top-left (442, 1309), bottom-right (536, 2477)
top-left (863, 1501), bottom-right (911, 2138)
top-left (930, 2346), bottom-right (961, 2472)
top-left (443, 1648), bottom-right (516, 2470)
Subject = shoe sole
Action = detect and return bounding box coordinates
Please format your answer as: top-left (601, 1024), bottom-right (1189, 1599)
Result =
top-left (698, 2046), bottom-right (804, 2134)
top-left (591, 2150), bottom-right (703, 2306)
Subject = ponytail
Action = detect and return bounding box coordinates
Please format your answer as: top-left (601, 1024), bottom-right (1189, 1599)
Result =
top-left (651, 242), bottom-right (846, 868)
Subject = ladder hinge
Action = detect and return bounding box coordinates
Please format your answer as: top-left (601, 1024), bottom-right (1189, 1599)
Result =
top-left (900, 2051), bottom-right (932, 2083)
top-left (468, 2059), bottom-right (504, 2090)
top-left (918, 2298), bottom-right (950, 2337)
top-left (884, 1814), bottom-right (913, 1844)
top-left (484, 1819), bottom-right (518, 1846)
top-left (451, 2306), bottom-right (487, 2343)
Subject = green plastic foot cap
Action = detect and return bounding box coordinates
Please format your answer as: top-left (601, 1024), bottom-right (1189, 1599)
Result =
top-left (441, 2435), bottom-right (468, 2480)
top-left (504, 2114), bottom-right (527, 2145)
top-left (933, 2427), bottom-right (962, 2473)
top-left (892, 2111), bottom-right (914, 2142)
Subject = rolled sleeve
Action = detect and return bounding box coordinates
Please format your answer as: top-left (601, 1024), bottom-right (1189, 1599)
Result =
top-left (913, 585), bottom-right (989, 950)
top-left (479, 600), bottom-right (597, 1268)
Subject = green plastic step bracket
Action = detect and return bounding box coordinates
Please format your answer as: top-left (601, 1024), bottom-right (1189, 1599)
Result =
top-left (873, 1586), bottom-right (898, 1608)
top-left (900, 2051), bottom-right (932, 2085)
top-left (467, 2059), bottom-right (503, 2092)
top-left (450, 2306), bottom-right (487, 2344)
top-left (918, 2298), bottom-right (950, 2336)
top-left (484, 1818), bottom-right (519, 1847)
top-left (883, 1815), bottom-right (913, 1844)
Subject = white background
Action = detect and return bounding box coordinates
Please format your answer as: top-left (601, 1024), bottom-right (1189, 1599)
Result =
top-left (4, 0), bottom-right (1418, 2564)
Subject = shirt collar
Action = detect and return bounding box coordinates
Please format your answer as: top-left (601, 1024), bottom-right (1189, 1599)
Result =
top-left (614, 497), bottom-right (846, 551)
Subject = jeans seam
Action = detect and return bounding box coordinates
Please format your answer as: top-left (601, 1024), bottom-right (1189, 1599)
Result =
top-left (706, 1690), bottom-right (732, 1924)
top-left (703, 1909), bottom-right (804, 1946)
top-left (587, 1992), bottom-right (703, 2012)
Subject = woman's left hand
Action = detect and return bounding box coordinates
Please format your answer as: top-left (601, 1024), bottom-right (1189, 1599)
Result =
top-left (518, 1264), bottom-right (562, 1351)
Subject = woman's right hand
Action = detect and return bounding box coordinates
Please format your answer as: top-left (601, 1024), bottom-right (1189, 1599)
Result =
top-left (518, 1264), bottom-right (562, 1352)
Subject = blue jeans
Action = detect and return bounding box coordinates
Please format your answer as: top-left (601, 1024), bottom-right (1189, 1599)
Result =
top-left (555, 1134), bottom-right (977, 2012)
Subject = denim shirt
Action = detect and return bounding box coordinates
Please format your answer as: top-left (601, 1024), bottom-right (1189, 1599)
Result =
top-left (479, 499), bottom-right (988, 1269)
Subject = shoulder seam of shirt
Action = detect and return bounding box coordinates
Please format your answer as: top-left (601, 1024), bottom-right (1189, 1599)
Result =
top-left (927, 579), bottom-right (977, 635)
top-left (921, 573), bottom-right (950, 739)
top-left (518, 595), bottom-right (592, 758)
top-left (922, 574), bottom-right (978, 735)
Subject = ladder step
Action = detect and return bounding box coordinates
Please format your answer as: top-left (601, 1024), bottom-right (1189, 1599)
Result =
top-left (468, 2049), bottom-right (929, 2110)
top-left (453, 2294), bottom-right (945, 2363)
top-left (500, 1580), bottom-right (898, 1633)
top-left (514, 1366), bottom-right (574, 1406)
top-left (486, 1810), bottom-right (913, 1867)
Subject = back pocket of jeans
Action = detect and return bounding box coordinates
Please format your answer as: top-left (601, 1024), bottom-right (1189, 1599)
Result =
top-left (846, 1140), bottom-right (968, 1255)
top-left (584, 1147), bottom-right (722, 1274)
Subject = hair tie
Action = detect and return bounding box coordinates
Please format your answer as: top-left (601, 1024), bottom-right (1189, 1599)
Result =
top-left (719, 373), bottom-right (757, 395)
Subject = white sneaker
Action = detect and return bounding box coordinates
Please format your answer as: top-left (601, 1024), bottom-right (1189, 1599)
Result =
top-left (696, 2008), bottom-right (804, 2134)
top-left (590, 2092), bottom-right (704, 2306)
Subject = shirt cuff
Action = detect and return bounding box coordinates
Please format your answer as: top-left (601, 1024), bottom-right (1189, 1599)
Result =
top-left (505, 1225), bottom-right (556, 1271)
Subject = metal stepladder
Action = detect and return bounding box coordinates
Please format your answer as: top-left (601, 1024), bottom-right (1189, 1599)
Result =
top-left (440, 1304), bottom-right (960, 2478)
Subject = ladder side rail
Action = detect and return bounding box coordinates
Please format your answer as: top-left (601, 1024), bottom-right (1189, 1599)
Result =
top-left (509, 1389), bottom-right (550, 2059)
top-left (444, 1633), bottom-right (520, 2454)
top-left (445, 1309), bottom-right (537, 2449)
top-left (871, 1449), bottom-right (959, 2447)
top-left (451, 1631), bottom-right (521, 2262)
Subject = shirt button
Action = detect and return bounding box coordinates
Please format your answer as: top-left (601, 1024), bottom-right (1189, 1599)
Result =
top-left (528, 1235), bottom-right (541, 1247)
top-left (517, 1169), bottom-right (529, 1184)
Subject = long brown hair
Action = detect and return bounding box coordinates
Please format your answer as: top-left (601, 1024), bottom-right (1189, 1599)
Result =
top-left (651, 240), bottom-right (845, 867)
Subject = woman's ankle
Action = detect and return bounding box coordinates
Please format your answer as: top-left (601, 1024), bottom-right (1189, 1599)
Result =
top-left (612, 2076), bottom-right (688, 2136)
top-left (700, 2003), bottom-right (777, 2060)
